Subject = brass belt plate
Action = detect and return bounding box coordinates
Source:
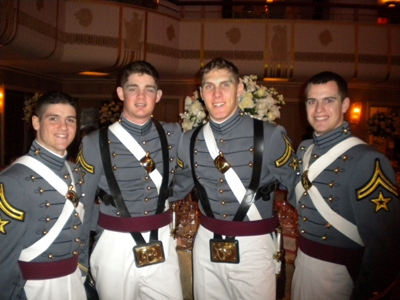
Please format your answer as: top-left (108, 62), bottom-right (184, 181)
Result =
top-left (133, 241), bottom-right (165, 268)
top-left (210, 239), bottom-right (240, 264)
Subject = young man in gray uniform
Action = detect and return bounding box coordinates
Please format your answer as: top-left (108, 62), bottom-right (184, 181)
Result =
top-left (0, 91), bottom-right (86, 300)
top-left (76, 60), bottom-right (183, 299)
top-left (170, 57), bottom-right (298, 299)
top-left (292, 71), bottom-right (400, 299)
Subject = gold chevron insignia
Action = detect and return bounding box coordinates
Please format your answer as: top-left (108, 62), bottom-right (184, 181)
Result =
top-left (356, 160), bottom-right (398, 200)
top-left (0, 183), bottom-right (25, 221)
top-left (370, 191), bottom-right (391, 212)
top-left (275, 134), bottom-right (296, 168)
top-left (177, 157), bottom-right (184, 169)
top-left (76, 149), bottom-right (94, 174)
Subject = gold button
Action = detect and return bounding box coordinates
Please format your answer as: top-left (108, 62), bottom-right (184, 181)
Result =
top-left (142, 141), bottom-right (146, 145)
top-left (194, 150), bottom-right (198, 154)
top-left (326, 223), bottom-right (331, 229)
top-left (219, 178), bottom-right (224, 183)
top-left (75, 238), bottom-right (80, 243)
top-left (73, 251), bottom-right (79, 256)
top-left (113, 166), bottom-right (117, 171)
top-left (74, 212), bottom-right (79, 217)
top-left (221, 201), bottom-right (226, 205)
top-left (195, 163), bottom-right (198, 168)
top-left (167, 131), bottom-right (171, 136)
top-left (35, 149), bottom-right (40, 155)
top-left (147, 186), bottom-right (151, 190)
top-left (222, 214), bottom-right (227, 218)
top-left (112, 152), bottom-right (117, 157)
top-left (116, 211), bottom-right (120, 216)
top-left (334, 168), bottom-right (339, 174)
top-left (45, 202), bottom-right (50, 208)
top-left (248, 163), bottom-right (253, 167)
top-left (342, 155), bottom-right (348, 161)
top-left (219, 189), bottom-right (224, 194)
top-left (301, 205), bottom-right (306, 209)
top-left (343, 129), bottom-right (348, 134)
top-left (329, 182), bottom-right (334, 188)
top-left (249, 147), bottom-right (254, 152)
top-left (48, 254), bottom-right (53, 259)
top-left (145, 176), bottom-right (149, 180)
top-left (313, 154), bottom-right (318, 158)
top-left (171, 170), bottom-right (175, 174)
top-left (64, 174), bottom-right (68, 179)
top-left (300, 230), bottom-right (305, 234)
top-left (322, 235), bottom-right (327, 241)
top-left (45, 217), bottom-right (50, 222)
top-left (169, 158), bottom-right (174, 162)
top-left (39, 189), bottom-right (44, 194)
top-left (328, 196), bottom-right (333, 202)
top-left (299, 159), bottom-right (303, 164)
top-left (220, 139), bottom-right (224, 143)
top-left (300, 146), bottom-right (305, 151)
top-left (168, 145), bottom-right (172, 150)
top-left (73, 225), bottom-right (78, 230)
top-left (145, 198), bottom-right (149, 202)
top-left (303, 192), bottom-right (308, 196)
top-left (144, 211), bottom-right (148, 215)
top-left (30, 176), bottom-right (36, 181)
top-left (43, 230), bottom-right (48, 235)
top-left (302, 217), bottom-right (307, 222)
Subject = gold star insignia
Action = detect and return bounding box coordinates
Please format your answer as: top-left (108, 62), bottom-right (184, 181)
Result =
top-left (289, 156), bottom-right (298, 171)
top-left (0, 217), bottom-right (10, 234)
top-left (370, 191), bottom-right (391, 212)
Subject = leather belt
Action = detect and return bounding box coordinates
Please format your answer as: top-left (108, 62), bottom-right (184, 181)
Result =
top-left (18, 255), bottom-right (78, 280)
top-left (298, 235), bottom-right (364, 281)
top-left (201, 214), bottom-right (279, 237)
top-left (98, 211), bottom-right (172, 232)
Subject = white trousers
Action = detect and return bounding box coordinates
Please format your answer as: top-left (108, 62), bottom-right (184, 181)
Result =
top-left (291, 249), bottom-right (353, 300)
top-left (193, 225), bottom-right (276, 300)
top-left (24, 267), bottom-right (86, 300)
top-left (90, 224), bottom-right (183, 300)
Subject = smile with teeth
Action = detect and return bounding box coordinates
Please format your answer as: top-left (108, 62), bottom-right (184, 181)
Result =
top-left (315, 116), bottom-right (328, 121)
top-left (214, 103), bottom-right (224, 107)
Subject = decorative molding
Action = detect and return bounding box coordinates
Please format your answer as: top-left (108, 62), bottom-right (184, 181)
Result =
top-left (295, 52), bottom-right (355, 63)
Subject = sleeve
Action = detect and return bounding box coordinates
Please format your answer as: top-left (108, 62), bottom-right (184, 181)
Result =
top-left (169, 130), bottom-right (195, 202)
top-left (266, 124), bottom-right (299, 206)
top-left (350, 149), bottom-right (400, 299)
top-left (0, 173), bottom-right (29, 298)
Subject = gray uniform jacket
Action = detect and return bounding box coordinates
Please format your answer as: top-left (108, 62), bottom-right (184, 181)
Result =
top-left (170, 109), bottom-right (298, 221)
top-left (295, 122), bottom-right (400, 298)
top-left (0, 140), bottom-right (85, 300)
top-left (77, 115), bottom-right (181, 231)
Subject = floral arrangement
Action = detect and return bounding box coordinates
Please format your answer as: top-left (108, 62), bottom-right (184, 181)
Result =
top-left (22, 92), bottom-right (42, 128)
top-left (180, 89), bottom-right (208, 132)
top-left (366, 111), bottom-right (398, 138)
top-left (180, 75), bottom-right (285, 132)
top-left (99, 100), bottom-right (123, 126)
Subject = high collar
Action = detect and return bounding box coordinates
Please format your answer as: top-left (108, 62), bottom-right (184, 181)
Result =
top-left (209, 109), bottom-right (244, 135)
top-left (29, 140), bottom-right (66, 171)
top-left (119, 114), bottom-right (152, 136)
top-left (313, 121), bottom-right (352, 149)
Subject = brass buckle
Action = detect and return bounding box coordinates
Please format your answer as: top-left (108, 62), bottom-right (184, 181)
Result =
top-left (133, 241), bottom-right (165, 268)
top-left (214, 153), bottom-right (231, 174)
top-left (140, 152), bottom-right (156, 174)
top-left (301, 170), bottom-right (312, 191)
top-left (210, 239), bottom-right (239, 264)
top-left (66, 188), bottom-right (79, 207)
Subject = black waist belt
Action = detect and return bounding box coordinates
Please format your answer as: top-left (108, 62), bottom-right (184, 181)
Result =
top-left (18, 255), bottom-right (78, 280)
top-left (299, 234), bottom-right (364, 281)
top-left (98, 211), bottom-right (172, 232)
top-left (201, 214), bottom-right (279, 237)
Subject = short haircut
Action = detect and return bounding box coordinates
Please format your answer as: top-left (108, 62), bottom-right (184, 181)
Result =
top-left (118, 60), bottom-right (160, 89)
top-left (200, 57), bottom-right (240, 86)
top-left (34, 91), bottom-right (77, 120)
top-left (305, 71), bottom-right (349, 101)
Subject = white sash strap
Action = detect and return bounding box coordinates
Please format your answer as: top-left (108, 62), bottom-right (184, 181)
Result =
top-left (295, 137), bottom-right (366, 246)
top-left (13, 156), bottom-right (83, 261)
top-left (203, 123), bottom-right (261, 221)
top-left (109, 122), bottom-right (162, 194)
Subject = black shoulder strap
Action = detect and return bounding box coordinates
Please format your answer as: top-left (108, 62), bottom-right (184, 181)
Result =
top-left (232, 118), bottom-right (263, 221)
top-left (151, 119), bottom-right (170, 215)
top-left (189, 124), bottom-right (215, 218)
